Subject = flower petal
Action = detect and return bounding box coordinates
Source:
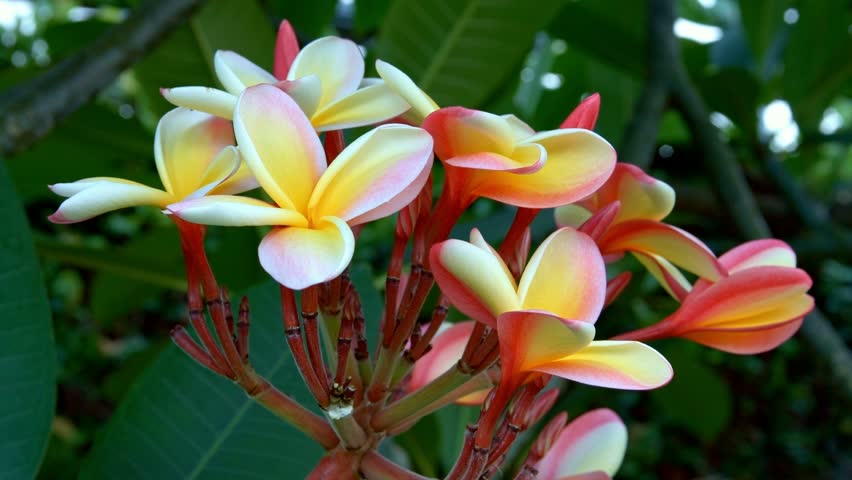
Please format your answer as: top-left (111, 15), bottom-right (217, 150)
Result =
top-left (274, 20), bottom-right (300, 79)
top-left (533, 340), bottom-right (672, 390)
top-left (719, 239), bottom-right (797, 272)
top-left (160, 87), bottom-right (237, 120)
top-left (554, 204), bottom-right (593, 229)
top-left (631, 252), bottom-right (691, 302)
top-left (518, 228), bottom-right (606, 323)
top-left (497, 310), bottom-right (595, 373)
top-left (423, 107), bottom-right (515, 159)
top-left (258, 216), bottom-right (355, 290)
top-left (444, 142), bottom-right (545, 174)
top-left (308, 124), bottom-right (433, 224)
top-left (234, 84), bottom-right (326, 212)
top-left (276, 75), bottom-right (322, 119)
top-left (560, 93), bottom-right (601, 130)
top-left (204, 146), bottom-right (259, 196)
top-left (471, 129), bottom-right (616, 208)
top-left (535, 408), bottom-right (626, 480)
top-left (311, 82), bottom-right (410, 132)
top-left (430, 238), bottom-right (520, 327)
top-left (48, 178), bottom-right (172, 224)
top-left (154, 108), bottom-right (235, 199)
top-left (375, 60), bottom-right (439, 123)
top-left (672, 266), bottom-right (812, 331)
top-left (683, 317), bottom-right (805, 354)
top-left (584, 163), bottom-right (674, 223)
top-left (214, 50), bottom-right (276, 95)
top-left (469, 229), bottom-right (517, 292)
top-left (599, 220), bottom-right (724, 281)
top-left (288, 36), bottom-right (364, 107)
top-left (167, 195), bottom-right (307, 227)
top-left (501, 114), bottom-right (536, 142)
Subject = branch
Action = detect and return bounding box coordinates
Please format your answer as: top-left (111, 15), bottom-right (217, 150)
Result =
top-left (658, 0), bottom-right (852, 400)
top-left (617, 0), bottom-right (676, 169)
top-left (0, 0), bottom-right (206, 156)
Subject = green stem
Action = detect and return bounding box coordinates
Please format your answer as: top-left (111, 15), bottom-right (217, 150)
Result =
top-left (326, 408), bottom-right (368, 450)
top-left (245, 375), bottom-right (339, 450)
top-left (372, 367), bottom-right (491, 432)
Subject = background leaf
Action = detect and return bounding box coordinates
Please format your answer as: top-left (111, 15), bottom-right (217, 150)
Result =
top-left (375, 0), bottom-right (565, 107)
top-left (0, 160), bottom-right (56, 477)
top-left (79, 281), bottom-right (324, 479)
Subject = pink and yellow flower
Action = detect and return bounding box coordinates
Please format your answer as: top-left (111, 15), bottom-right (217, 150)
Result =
top-left (617, 239), bottom-right (812, 354)
top-left (48, 108), bottom-right (253, 224)
top-left (162, 22), bottom-right (408, 131)
top-left (168, 84), bottom-right (433, 290)
top-left (556, 163), bottom-right (725, 298)
top-left (535, 409), bottom-right (627, 480)
top-left (430, 227), bottom-right (672, 392)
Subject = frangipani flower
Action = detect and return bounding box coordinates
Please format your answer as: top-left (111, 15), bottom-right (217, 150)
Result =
top-left (535, 409), bottom-right (627, 480)
top-left (378, 60), bottom-right (615, 210)
top-left (617, 239), bottom-right (813, 354)
top-left (423, 108), bottom-right (616, 209)
top-left (162, 21), bottom-right (408, 131)
top-left (430, 227), bottom-right (672, 393)
top-left (168, 84), bottom-right (433, 290)
top-left (48, 108), bottom-right (253, 224)
top-left (556, 163), bottom-right (725, 298)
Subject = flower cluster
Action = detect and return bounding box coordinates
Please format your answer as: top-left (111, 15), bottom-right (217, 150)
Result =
top-left (49, 20), bottom-right (813, 480)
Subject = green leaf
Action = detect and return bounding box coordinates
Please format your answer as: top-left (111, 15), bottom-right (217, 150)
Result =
top-left (134, 0), bottom-right (275, 117)
top-left (650, 342), bottom-right (732, 442)
top-left (547, 0), bottom-right (647, 77)
top-left (266, 0), bottom-right (338, 39)
top-left (376, 0), bottom-right (565, 108)
top-left (0, 160), bottom-right (56, 477)
top-left (394, 413), bottom-right (441, 477)
top-left (783, 0), bottom-right (852, 128)
top-left (8, 104), bottom-right (154, 202)
top-left (80, 281), bottom-right (325, 479)
top-left (738, 0), bottom-right (791, 77)
top-left (353, 0), bottom-right (394, 36)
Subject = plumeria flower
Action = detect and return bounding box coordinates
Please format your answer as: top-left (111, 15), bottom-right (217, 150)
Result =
top-left (556, 163), bottom-right (725, 300)
top-left (430, 227), bottom-right (672, 394)
top-left (168, 84), bottom-right (433, 290)
top-left (535, 409), bottom-right (628, 480)
top-left (48, 108), bottom-right (253, 224)
top-left (616, 239), bottom-right (813, 354)
top-left (378, 60), bottom-right (615, 210)
top-left (162, 21), bottom-right (408, 131)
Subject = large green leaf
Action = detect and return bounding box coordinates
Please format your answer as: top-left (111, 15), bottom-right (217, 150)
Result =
top-left (375, 0), bottom-right (565, 108)
top-left (738, 0), bottom-right (791, 78)
top-left (783, 0), bottom-right (852, 128)
top-left (134, 0), bottom-right (275, 117)
top-left (0, 160), bottom-right (56, 477)
top-left (548, 0), bottom-right (647, 78)
top-left (80, 281), bottom-right (324, 479)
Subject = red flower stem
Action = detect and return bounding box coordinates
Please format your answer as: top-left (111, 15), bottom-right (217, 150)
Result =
top-left (335, 298), bottom-right (355, 387)
top-left (170, 325), bottom-right (230, 376)
top-left (281, 286), bottom-right (331, 407)
top-left (307, 450), bottom-right (359, 480)
top-left (406, 294), bottom-right (449, 361)
top-left (513, 465), bottom-right (538, 480)
top-left (389, 269), bottom-right (433, 352)
top-left (187, 285), bottom-right (234, 379)
top-left (497, 207), bottom-right (539, 260)
top-left (237, 296), bottom-right (250, 362)
top-left (301, 286), bottom-right (329, 391)
top-left (326, 274), bottom-right (343, 315)
top-left (244, 375), bottom-right (339, 450)
top-left (323, 130), bottom-right (346, 165)
top-left (445, 424), bottom-right (478, 480)
top-left (462, 446), bottom-right (489, 480)
top-left (207, 287), bottom-right (248, 379)
top-left (381, 227), bottom-right (407, 347)
top-left (360, 450), bottom-right (432, 480)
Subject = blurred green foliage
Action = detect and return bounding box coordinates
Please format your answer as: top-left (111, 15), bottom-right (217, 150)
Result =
top-left (1, 0), bottom-right (850, 478)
